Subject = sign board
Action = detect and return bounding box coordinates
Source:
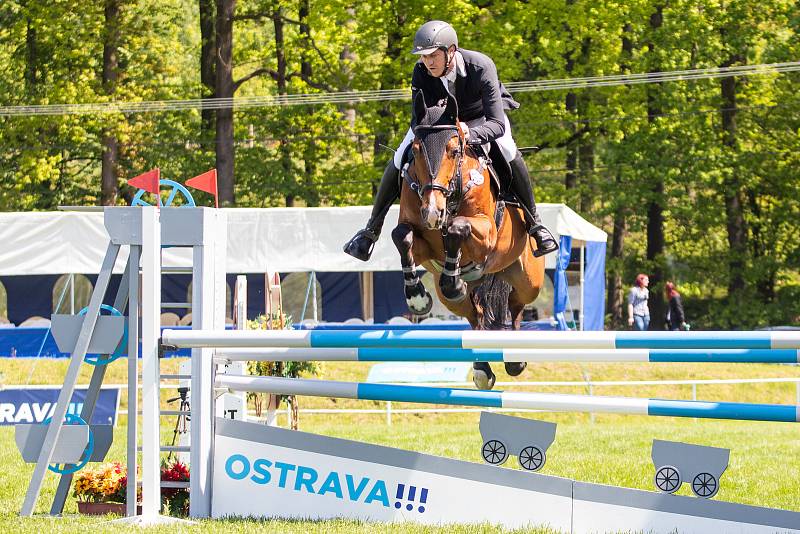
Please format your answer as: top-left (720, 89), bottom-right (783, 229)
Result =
top-left (212, 418), bottom-right (573, 529)
top-left (366, 362), bottom-right (471, 383)
top-left (0, 387), bottom-right (120, 426)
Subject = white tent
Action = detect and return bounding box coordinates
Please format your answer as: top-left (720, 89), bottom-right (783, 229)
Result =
top-left (0, 204), bottom-right (606, 275)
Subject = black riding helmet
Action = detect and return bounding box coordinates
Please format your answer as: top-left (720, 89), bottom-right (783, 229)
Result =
top-left (411, 20), bottom-right (458, 76)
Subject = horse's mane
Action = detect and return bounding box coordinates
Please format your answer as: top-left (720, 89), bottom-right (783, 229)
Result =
top-left (415, 98), bottom-right (458, 179)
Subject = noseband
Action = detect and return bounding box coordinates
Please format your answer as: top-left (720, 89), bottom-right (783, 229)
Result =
top-left (403, 124), bottom-right (465, 218)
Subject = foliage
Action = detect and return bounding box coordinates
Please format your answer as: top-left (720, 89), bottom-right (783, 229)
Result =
top-left (72, 461), bottom-right (127, 503)
top-left (0, 0), bottom-right (798, 327)
top-left (160, 459), bottom-right (190, 517)
top-left (245, 313), bottom-right (320, 428)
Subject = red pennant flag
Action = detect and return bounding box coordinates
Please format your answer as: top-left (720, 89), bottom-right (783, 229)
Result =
top-left (128, 168), bottom-right (161, 196)
top-left (186, 169), bottom-right (219, 208)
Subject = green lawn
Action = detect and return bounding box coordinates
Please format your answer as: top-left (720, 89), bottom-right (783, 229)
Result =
top-left (1, 358), bottom-right (798, 532)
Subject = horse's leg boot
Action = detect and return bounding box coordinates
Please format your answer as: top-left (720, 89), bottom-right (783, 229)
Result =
top-left (343, 160), bottom-right (400, 261)
top-left (440, 219), bottom-right (469, 302)
top-left (504, 361), bottom-right (528, 376)
top-left (391, 224), bottom-right (433, 316)
top-left (508, 153), bottom-right (559, 257)
top-left (472, 362), bottom-right (496, 390)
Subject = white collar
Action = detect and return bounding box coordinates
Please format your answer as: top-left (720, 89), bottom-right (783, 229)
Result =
top-left (444, 51), bottom-right (466, 82)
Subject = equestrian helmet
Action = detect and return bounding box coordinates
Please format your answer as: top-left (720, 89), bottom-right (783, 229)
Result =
top-left (410, 20), bottom-right (458, 55)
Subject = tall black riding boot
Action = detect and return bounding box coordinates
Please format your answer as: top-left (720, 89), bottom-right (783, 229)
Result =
top-left (343, 160), bottom-right (400, 261)
top-left (508, 152), bottom-right (559, 257)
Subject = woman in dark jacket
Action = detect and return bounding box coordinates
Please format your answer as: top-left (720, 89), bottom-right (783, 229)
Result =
top-left (665, 282), bottom-right (687, 331)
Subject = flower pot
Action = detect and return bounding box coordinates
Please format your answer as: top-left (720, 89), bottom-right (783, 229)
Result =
top-left (77, 501), bottom-right (140, 516)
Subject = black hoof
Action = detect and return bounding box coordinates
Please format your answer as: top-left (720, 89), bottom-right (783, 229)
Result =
top-left (407, 291), bottom-right (433, 316)
top-left (441, 277), bottom-right (467, 302)
top-left (473, 362), bottom-right (496, 390)
top-left (504, 361), bottom-right (527, 377)
top-left (343, 229), bottom-right (377, 262)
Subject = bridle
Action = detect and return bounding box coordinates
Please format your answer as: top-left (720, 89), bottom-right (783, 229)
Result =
top-left (403, 123), bottom-right (466, 221)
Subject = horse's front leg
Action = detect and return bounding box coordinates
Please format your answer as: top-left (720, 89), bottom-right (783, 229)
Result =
top-left (391, 223), bottom-right (433, 316)
top-left (439, 216), bottom-right (471, 302)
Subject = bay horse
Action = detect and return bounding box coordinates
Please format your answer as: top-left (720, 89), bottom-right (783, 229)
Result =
top-left (390, 93), bottom-right (545, 389)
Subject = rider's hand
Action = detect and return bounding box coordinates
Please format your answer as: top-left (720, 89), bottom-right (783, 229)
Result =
top-left (460, 122), bottom-right (470, 141)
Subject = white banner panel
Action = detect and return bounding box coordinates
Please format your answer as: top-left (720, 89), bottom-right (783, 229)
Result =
top-left (211, 419), bottom-right (572, 529)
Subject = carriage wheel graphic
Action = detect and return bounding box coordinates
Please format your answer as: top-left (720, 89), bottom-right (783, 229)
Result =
top-left (691, 472), bottom-right (719, 499)
top-left (654, 465), bottom-right (681, 493)
top-left (481, 440), bottom-right (508, 465)
top-left (518, 446), bottom-right (545, 471)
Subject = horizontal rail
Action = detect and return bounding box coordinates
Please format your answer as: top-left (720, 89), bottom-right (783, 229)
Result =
top-left (162, 329), bottom-right (800, 350)
top-left (215, 347), bottom-right (800, 364)
top-left (215, 374), bottom-right (800, 423)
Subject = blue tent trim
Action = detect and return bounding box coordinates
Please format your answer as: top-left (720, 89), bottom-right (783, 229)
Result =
top-left (584, 241), bottom-right (607, 331)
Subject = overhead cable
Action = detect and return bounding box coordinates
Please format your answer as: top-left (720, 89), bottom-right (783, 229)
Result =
top-left (0, 61), bottom-right (798, 117)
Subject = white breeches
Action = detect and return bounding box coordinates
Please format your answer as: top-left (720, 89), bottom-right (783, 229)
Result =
top-left (393, 113), bottom-right (518, 169)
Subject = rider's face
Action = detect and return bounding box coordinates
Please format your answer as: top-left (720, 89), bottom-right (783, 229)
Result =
top-left (421, 47), bottom-right (453, 77)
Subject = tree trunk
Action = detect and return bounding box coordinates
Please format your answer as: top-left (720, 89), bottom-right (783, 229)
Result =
top-left (720, 52), bottom-right (747, 294)
top-left (607, 23), bottom-right (634, 328)
top-left (299, 0), bottom-right (319, 207)
top-left (199, 0), bottom-right (216, 150)
top-left (646, 5), bottom-right (666, 328)
top-left (24, 11), bottom-right (40, 96)
top-left (372, 7), bottom-right (406, 195)
top-left (100, 0), bottom-right (121, 206)
top-left (608, 194), bottom-right (626, 328)
top-left (215, 0), bottom-right (235, 205)
top-left (272, 6), bottom-right (294, 207)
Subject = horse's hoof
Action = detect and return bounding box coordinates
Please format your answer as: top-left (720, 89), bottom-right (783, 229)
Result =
top-left (504, 361), bottom-right (527, 377)
top-left (441, 278), bottom-right (468, 303)
top-left (472, 362), bottom-right (496, 390)
top-left (407, 291), bottom-right (433, 316)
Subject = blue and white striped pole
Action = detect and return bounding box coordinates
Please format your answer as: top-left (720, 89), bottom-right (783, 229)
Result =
top-left (163, 328), bottom-right (800, 350)
top-left (215, 374), bottom-right (800, 423)
top-left (215, 347), bottom-right (800, 364)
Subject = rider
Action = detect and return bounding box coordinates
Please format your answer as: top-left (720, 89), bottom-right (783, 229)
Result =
top-left (344, 20), bottom-right (559, 261)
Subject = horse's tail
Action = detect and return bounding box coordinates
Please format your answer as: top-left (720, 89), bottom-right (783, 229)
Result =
top-left (472, 274), bottom-right (513, 330)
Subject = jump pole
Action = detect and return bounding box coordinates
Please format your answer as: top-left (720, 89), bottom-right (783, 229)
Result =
top-left (214, 347), bottom-right (800, 364)
top-left (215, 375), bottom-right (800, 423)
top-left (162, 328), bottom-right (800, 350)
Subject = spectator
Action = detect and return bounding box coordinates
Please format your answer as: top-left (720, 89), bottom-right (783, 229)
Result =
top-left (664, 281), bottom-right (687, 331)
top-left (627, 273), bottom-right (650, 331)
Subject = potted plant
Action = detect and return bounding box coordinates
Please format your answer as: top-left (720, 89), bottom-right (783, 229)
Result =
top-left (247, 313), bottom-right (319, 429)
top-left (73, 460), bottom-right (190, 516)
top-left (160, 459), bottom-right (190, 517)
top-left (72, 462), bottom-right (131, 515)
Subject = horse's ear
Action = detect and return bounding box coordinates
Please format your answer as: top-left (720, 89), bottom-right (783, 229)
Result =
top-left (445, 94), bottom-right (458, 123)
top-left (413, 91), bottom-right (426, 123)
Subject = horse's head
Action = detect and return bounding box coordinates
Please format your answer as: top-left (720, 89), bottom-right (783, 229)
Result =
top-left (409, 93), bottom-right (465, 230)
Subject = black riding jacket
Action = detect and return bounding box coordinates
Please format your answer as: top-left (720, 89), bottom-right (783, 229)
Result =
top-left (410, 48), bottom-right (519, 146)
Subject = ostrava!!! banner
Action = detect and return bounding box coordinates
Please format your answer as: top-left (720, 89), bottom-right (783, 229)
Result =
top-left (211, 418), bottom-right (573, 529)
top-left (0, 387), bottom-right (120, 426)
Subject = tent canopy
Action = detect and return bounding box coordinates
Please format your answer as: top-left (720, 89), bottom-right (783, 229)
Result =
top-left (0, 204), bottom-right (607, 275)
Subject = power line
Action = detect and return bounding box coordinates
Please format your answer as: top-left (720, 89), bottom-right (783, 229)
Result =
top-left (0, 61), bottom-right (798, 117)
top-left (1, 101), bottom-right (794, 152)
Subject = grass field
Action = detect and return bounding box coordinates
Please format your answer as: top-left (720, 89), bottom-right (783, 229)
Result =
top-left (1, 358), bottom-right (798, 533)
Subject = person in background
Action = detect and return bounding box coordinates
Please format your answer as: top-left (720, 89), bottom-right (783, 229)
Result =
top-left (627, 273), bottom-right (650, 331)
top-left (664, 281), bottom-right (687, 331)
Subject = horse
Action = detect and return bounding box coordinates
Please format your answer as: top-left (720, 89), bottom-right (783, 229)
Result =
top-left (390, 93), bottom-right (545, 390)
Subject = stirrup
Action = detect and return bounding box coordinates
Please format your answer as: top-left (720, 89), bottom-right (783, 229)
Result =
top-left (529, 224), bottom-right (559, 258)
top-left (343, 227), bottom-right (379, 261)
